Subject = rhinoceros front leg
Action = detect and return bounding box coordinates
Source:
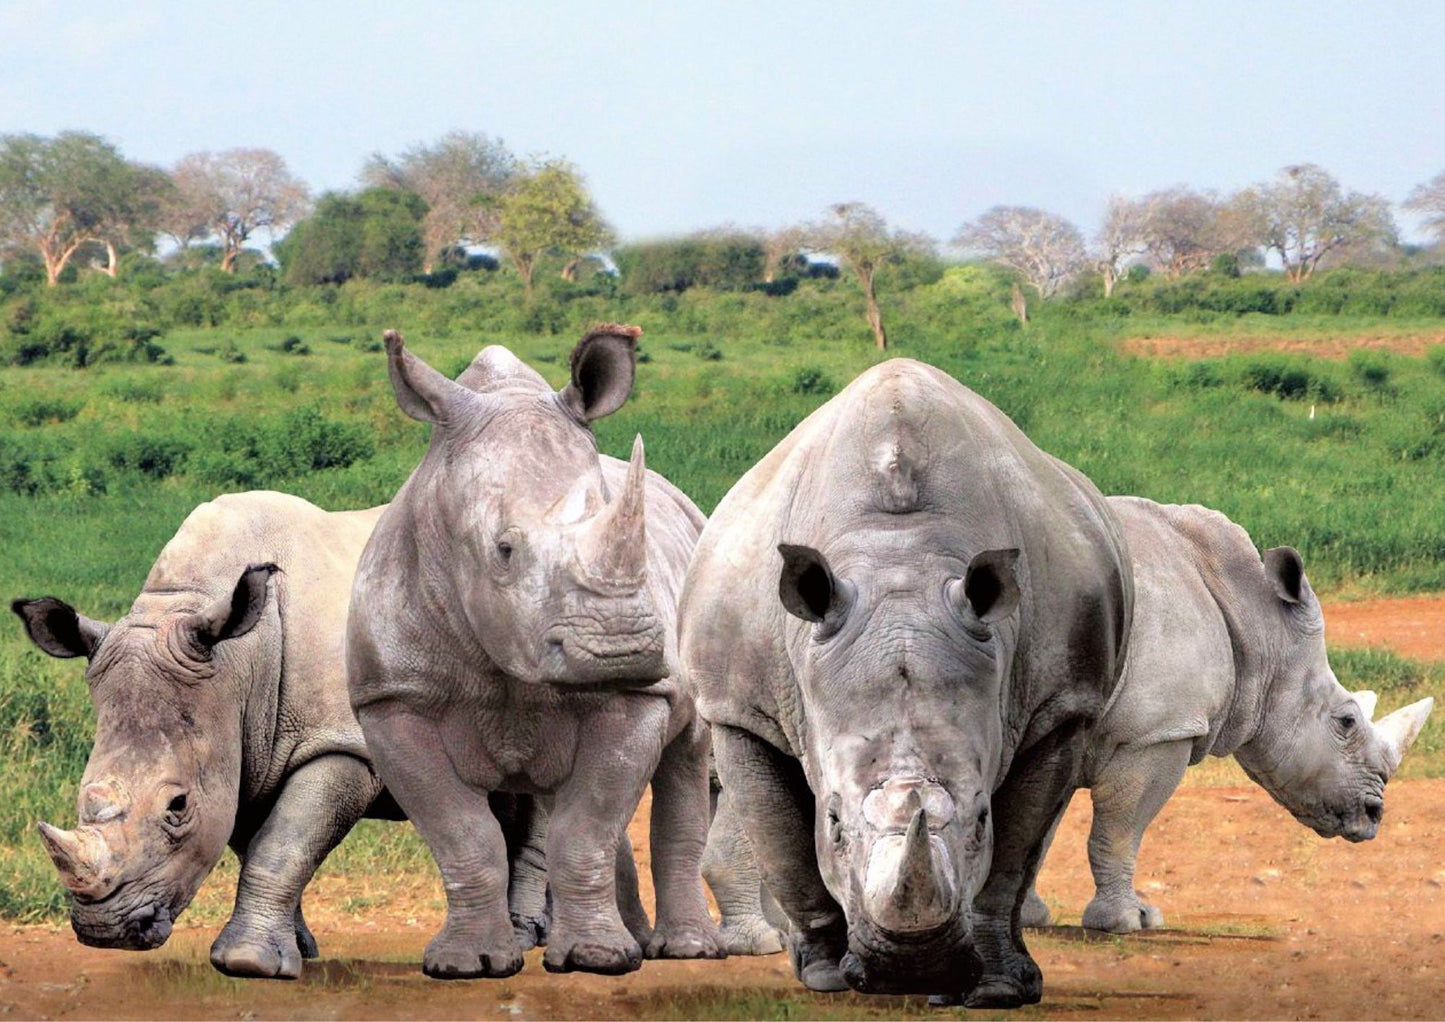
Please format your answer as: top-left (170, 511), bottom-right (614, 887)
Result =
top-left (713, 724), bottom-right (848, 993)
top-left (703, 780), bottom-right (784, 955)
top-left (645, 715), bottom-right (725, 960)
top-left (542, 698), bottom-right (669, 975)
top-left (357, 704), bottom-right (521, 979)
top-left (211, 753), bottom-right (379, 979)
top-left (1081, 738), bottom-right (1191, 933)
top-left (934, 721), bottom-right (1090, 1009)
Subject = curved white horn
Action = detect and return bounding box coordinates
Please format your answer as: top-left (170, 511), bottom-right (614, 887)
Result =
top-left (1375, 696), bottom-right (1434, 775)
top-left (1352, 690), bottom-right (1379, 722)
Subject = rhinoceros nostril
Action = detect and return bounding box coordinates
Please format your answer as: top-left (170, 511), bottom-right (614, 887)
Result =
top-left (1364, 799), bottom-right (1383, 825)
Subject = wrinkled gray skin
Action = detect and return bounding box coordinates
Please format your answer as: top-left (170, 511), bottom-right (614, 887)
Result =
top-left (14, 492), bottom-right (389, 979)
top-left (347, 328), bottom-right (722, 979)
top-left (680, 359), bottom-right (1133, 1007)
top-left (1021, 498), bottom-right (1434, 934)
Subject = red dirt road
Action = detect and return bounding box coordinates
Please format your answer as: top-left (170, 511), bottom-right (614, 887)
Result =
top-left (1120, 333), bottom-right (1445, 361)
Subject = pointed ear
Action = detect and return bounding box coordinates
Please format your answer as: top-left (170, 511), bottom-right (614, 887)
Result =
top-left (12, 598), bottom-right (109, 659)
top-left (558, 324), bottom-right (640, 424)
top-left (777, 544), bottom-right (854, 630)
top-left (183, 564), bottom-right (280, 652)
top-left (384, 329), bottom-right (476, 424)
top-left (948, 548), bottom-right (1021, 626)
top-left (1264, 546), bottom-right (1307, 605)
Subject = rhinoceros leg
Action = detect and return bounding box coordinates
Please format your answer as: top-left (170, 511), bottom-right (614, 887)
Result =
top-left (703, 781), bottom-right (784, 955)
top-left (1081, 739), bottom-right (1191, 933)
top-left (357, 704), bottom-right (522, 979)
top-left (644, 715), bottom-right (725, 960)
top-left (616, 830), bottom-right (654, 946)
top-left (713, 724), bottom-right (849, 993)
top-left (1019, 814), bottom-right (1064, 929)
top-left (211, 753), bottom-right (379, 979)
top-left (541, 698), bottom-right (672, 976)
top-left (294, 905), bottom-right (319, 959)
top-left (496, 793), bottom-right (551, 950)
top-left (934, 721), bottom-right (1089, 1009)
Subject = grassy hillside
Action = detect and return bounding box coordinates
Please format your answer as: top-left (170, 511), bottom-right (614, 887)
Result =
top-left (2, 272), bottom-right (1444, 920)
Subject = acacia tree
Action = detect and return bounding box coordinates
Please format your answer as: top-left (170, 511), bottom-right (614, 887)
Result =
top-left (1238, 164), bottom-right (1395, 282)
top-left (1404, 171), bottom-right (1445, 248)
top-left (362, 131), bottom-right (516, 272)
top-left (173, 149), bottom-right (309, 272)
top-left (1093, 196), bottom-right (1149, 297)
top-left (88, 162), bottom-right (172, 277)
top-left (953, 205), bottom-right (1086, 300)
top-left (0, 131), bottom-right (140, 285)
top-left (494, 159), bottom-right (612, 300)
top-left (811, 202), bottom-right (931, 351)
top-left (760, 223), bottom-right (807, 283)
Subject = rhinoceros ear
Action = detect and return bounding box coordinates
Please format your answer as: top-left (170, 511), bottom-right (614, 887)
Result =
top-left (183, 564), bottom-right (280, 652)
top-left (951, 548), bottom-right (1021, 626)
top-left (1264, 546), bottom-right (1308, 605)
top-left (778, 544), bottom-right (854, 630)
top-left (384, 329), bottom-right (476, 425)
top-left (11, 597), bottom-right (109, 659)
top-left (558, 324), bottom-right (640, 425)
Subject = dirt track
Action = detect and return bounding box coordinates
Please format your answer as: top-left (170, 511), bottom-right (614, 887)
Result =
top-left (1120, 332), bottom-right (1445, 361)
top-left (4, 596), bottom-right (1444, 1020)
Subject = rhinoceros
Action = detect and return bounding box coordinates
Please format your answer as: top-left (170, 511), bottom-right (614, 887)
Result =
top-left (346, 327), bottom-right (722, 979)
top-left (679, 358), bottom-right (1133, 1007)
top-left (12, 492), bottom-right (390, 979)
top-left (1021, 497), bottom-right (1434, 933)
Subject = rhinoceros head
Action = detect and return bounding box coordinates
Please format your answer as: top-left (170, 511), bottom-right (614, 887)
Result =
top-left (12, 564), bottom-right (278, 948)
top-left (774, 538), bottom-right (1021, 994)
top-left (1234, 547), bottom-right (1433, 842)
top-left (384, 327), bottom-right (666, 687)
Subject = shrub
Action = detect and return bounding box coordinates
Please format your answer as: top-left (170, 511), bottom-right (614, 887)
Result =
top-left (790, 366), bottom-right (836, 395)
top-left (11, 398), bottom-right (83, 427)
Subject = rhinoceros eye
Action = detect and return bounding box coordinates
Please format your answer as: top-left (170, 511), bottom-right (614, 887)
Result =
top-left (1333, 712), bottom-right (1357, 738)
top-left (496, 541), bottom-right (513, 565)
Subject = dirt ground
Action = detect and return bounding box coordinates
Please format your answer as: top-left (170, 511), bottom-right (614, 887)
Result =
top-left (4, 596), bottom-right (1445, 1021)
top-left (1119, 332), bottom-right (1445, 361)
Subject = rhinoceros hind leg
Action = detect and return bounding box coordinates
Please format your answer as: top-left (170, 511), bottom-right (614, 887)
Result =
top-left (294, 905), bottom-right (319, 959)
top-left (644, 718), bottom-right (725, 960)
top-left (1019, 887), bottom-right (1054, 929)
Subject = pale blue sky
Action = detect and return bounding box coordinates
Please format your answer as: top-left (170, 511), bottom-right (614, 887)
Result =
top-left (2, 1), bottom-right (1441, 244)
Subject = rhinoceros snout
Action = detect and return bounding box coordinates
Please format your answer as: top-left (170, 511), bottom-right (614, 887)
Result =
top-left (540, 619), bottom-right (668, 686)
top-left (72, 901), bottom-right (174, 950)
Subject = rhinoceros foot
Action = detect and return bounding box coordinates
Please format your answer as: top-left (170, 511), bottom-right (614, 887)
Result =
top-left (1082, 894), bottom-right (1164, 933)
top-left (646, 917), bottom-right (726, 960)
top-left (210, 918), bottom-right (303, 980)
top-left (510, 910), bottom-right (550, 951)
top-left (1019, 888), bottom-right (1054, 928)
top-left (719, 913), bottom-right (785, 956)
top-left (788, 935), bottom-right (848, 993)
top-left (542, 933), bottom-right (643, 975)
top-left (423, 925), bottom-right (524, 979)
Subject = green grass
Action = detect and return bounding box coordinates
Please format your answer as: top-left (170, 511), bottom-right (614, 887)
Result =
top-left (2, 279), bottom-right (1445, 922)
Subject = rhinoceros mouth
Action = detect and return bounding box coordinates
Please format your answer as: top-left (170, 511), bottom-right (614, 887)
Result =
top-left (839, 916), bottom-right (980, 994)
top-left (540, 622), bottom-right (668, 685)
top-left (72, 900), bottom-right (174, 950)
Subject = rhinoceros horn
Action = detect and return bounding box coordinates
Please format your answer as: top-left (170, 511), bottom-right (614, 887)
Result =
top-left (37, 822), bottom-right (114, 899)
top-left (1352, 690), bottom-right (1379, 722)
top-left (575, 434), bottom-right (648, 588)
top-left (862, 792), bottom-right (956, 935)
top-left (1374, 697), bottom-right (1434, 775)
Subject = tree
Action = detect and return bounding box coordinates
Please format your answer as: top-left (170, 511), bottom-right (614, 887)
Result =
top-left (1404, 171), bottom-right (1445, 248)
top-left (1238, 164), bottom-right (1396, 282)
top-left (1093, 196), bottom-right (1150, 298)
top-left (173, 149), bottom-right (309, 272)
top-left (362, 131), bottom-right (516, 272)
top-left (953, 205), bottom-right (1086, 300)
top-left (494, 159), bottom-right (612, 300)
top-left (760, 224), bottom-right (807, 283)
top-left (88, 162), bottom-right (171, 277)
top-left (810, 202), bottom-right (931, 351)
top-left (0, 131), bottom-right (139, 285)
top-left (276, 187), bottom-right (426, 285)
top-left (1132, 186), bottom-right (1250, 279)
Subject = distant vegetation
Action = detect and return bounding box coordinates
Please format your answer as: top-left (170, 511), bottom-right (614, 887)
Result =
top-left (3, 130), bottom-right (1445, 923)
